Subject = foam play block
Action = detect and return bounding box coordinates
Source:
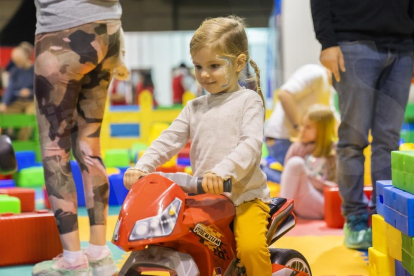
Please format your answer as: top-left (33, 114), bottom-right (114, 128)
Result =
top-left (376, 180), bottom-right (393, 217)
top-left (402, 249), bottom-right (414, 275)
top-left (0, 179), bottom-right (16, 188)
top-left (0, 210), bottom-right (63, 266)
top-left (106, 167), bottom-right (121, 176)
top-left (396, 260), bottom-right (411, 276)
top-left (0, 174), bottom-right (12, 180)
top-left (392, 151), bottom-right (414, 194)
top-left (372, 214), bottom-right (402, 261)
top-left (405, 103), bottom-right (414, 122)
top-left (384, 204), bottom-right (414, 237)
top-left (401, 130), bottom-right (414, 144)
top-left (104, 149), bottom-right (130, 168)
top-left (0, 188), bottom-right (35, 212)
top-left (401, 232), bottom-right (414, 258)
top-left (177, 157), bottom-right (191, 167)
top-left (155, 165), bottom-right (185, 173)
top-left (0, 195), bottom-right (20, 214)
top-left (130, 143), bottom-right (148, 163)
top-left (70, 161), bottom-right (86, 207)
top-left (324, 186), bottom-right (373, 228)
top-left (43, 186), bottom-right (51, 209)
top-left (108, 173), bottom-right (129, 206)
top-left (369, 247), bottom-right (395, 276)
top-left (372, 214), bottom-right (388, 255)
top-left (14, 167), bottom-right (45, 188)
top-left (384, 186), bottom-right (414, 219)
top-left (393, 170), bottom-right (414, 195)
top-left (15, 150), bottom-right (37, 171)
top-left (392, 150), bottom-right (414, 172)
top-left (178, 145), bottom-right (191, 159)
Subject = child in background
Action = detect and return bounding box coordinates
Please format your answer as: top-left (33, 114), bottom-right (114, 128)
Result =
top-left (124, 16), bottom-right (272, 275)
top-left (280, 104), bottom-right (337, 220)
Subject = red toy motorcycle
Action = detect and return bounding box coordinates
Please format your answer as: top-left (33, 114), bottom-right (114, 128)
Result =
top-left (112, 172), bottom-right (312, 276)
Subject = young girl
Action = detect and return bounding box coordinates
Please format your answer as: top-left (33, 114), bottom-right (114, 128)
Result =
top-left (124, 16), bottom-right (272, 275)
top-left (280, 104), bottom-right (337, 220)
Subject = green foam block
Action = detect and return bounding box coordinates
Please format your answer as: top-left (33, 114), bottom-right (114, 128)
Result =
top-left (14, 167), bottom-right (45, 188)
top-left (0, 195), bottom-right (21, 214)
top-left (104, 149), bottom-right (130, 168)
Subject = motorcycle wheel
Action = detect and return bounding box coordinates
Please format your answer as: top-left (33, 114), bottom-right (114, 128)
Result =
top-left (270, 248), bottom-right (312, 275)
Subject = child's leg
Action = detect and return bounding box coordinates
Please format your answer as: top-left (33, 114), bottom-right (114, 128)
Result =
top-left (280, 157), bottom-right (324, 219)
top-left (234, 199), bottom-right (272, 276)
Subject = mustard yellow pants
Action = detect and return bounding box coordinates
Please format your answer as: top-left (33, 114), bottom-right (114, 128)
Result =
top-left (234, 199), bottom-right (272, 275)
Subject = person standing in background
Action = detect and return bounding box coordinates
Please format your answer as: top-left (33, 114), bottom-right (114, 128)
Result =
top-left (0, 45), bottom-right (35, 140)
top-left (32, 0), bottom-right (123, 275)
top-left (264, 64), bottom-right (337, 167)
top-left (311, 0), bottom-right (414, 249)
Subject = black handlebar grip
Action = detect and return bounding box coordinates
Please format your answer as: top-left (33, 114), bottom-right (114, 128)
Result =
top-left (197, 178), bottom-right (232, 194)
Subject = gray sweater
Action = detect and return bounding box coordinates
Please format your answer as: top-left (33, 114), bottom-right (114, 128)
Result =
top-left (34, 0), bottom-right (122, 34)
top-left (136, 89), bottom-right (270, 206)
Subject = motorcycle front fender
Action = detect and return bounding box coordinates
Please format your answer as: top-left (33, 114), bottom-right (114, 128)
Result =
top-left (119, 245), bottom-right (200, 276)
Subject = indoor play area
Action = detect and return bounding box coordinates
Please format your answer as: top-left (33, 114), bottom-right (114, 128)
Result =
top-left (1, 0), bottom-right (414, 276)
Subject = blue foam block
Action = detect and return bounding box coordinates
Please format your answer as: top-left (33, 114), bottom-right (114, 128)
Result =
top-left (177, 157), bottom-right (191, 167)
top-left (384, 186), bottom-right (414, 218)
top-left (15, 151), bottom-right (36, 170)
top-left (384, 204), bottom-right (414, 237)
top-left (377, 196), bottom-right (385, 217)
top-left (377, 180), bottom-right (393, 216)
top-left (118, 167), bottom-right (129, 175)
top-left (402, 123), bottom-right (414, 131)
top-left (109, 173), bottom-right (129, 206)
top-left (396, 260), bottom-right (411, 276)
top-left (70, 161), bottom-right (86, 207)
top-left (0, 179), bottom-right (16, 188)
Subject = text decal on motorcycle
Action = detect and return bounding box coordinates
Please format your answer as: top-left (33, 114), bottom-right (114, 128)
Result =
top-left (193, 223), bottom-right (222, 247)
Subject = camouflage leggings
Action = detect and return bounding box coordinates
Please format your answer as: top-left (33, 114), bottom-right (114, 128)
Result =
top-left (34, 20), bottom-right (121, 234)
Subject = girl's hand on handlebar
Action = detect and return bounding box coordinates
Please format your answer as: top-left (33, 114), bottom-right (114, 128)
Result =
top-left (202, 172), bottom-right (224, 195)
top-left (124, 168), bottom-right (148, 190)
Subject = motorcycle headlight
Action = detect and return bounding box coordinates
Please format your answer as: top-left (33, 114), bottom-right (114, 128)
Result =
top-left (113, 219), bottom-right (121, 242)
top-left (129, 198), bottom-right (182, 241)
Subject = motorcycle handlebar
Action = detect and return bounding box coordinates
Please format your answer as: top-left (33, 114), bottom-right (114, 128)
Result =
top-left (145, 172), bottom-right (232, 195)
top-left (196, 177), bottom-right (232, 194)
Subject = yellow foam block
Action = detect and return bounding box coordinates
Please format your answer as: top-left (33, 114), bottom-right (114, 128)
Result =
top-left (372, 214), bottom-right (402, 261)
top-left (269, 162), bottom-right (283, 172)
top-left (106, 168), bottom-right (121, 176)
top-left (185, 166), bottom-right (193, 175)
top-left (368, 247), bottom-right (395, 276)
top-left (386, 220), bottom-right (402, 262)
top-left (139, 150), bottom-right (177, 168)
top-left (400, 143), bottom-right (414, 151)
top-left (268, 181), bottom-right (280, 198)
top-left (372, 215), bottom-right (387, 254)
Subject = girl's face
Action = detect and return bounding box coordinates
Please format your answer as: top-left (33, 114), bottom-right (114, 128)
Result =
top-left (192, 47), bottom-right (241, 94)
top-left (300, 115), bottom-right (317, 143)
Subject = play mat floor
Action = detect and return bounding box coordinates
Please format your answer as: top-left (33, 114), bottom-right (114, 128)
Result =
top-left (0, 191), bottom-right (369, 276)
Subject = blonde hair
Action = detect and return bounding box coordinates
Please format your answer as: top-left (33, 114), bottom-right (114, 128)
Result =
top-left (305, 104), bottom-right (336, 158)
top-left (190, 15), bottom-right (265, 107)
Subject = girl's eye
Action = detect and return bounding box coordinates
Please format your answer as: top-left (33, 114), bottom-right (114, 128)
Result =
top-left (210, 64), bottom-right (220, 69)
top-left (195, 65), bottom-right (202, 70)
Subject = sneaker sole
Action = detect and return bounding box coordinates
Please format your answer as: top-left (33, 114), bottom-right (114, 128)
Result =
top-left (345, 241), bottom-right (371, 250)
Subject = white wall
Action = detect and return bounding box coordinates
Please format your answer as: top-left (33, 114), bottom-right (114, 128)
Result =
top-left (124, 29), bottom-right (269, 106)
top-left (281, 0), bottom-right (321, 81)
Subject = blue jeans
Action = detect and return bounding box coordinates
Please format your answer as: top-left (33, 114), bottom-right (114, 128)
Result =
top-left (266, 138), bottom-right (292, 165)
top-left (335, 41), bottom-right (413, 218)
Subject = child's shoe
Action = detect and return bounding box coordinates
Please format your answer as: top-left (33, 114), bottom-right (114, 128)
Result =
top-left (344, 213), bottom-right (372, 250)
top-left (84, 250), bottom-right (119, 276)
top-left (32, 254), bottom-right (91, 276)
